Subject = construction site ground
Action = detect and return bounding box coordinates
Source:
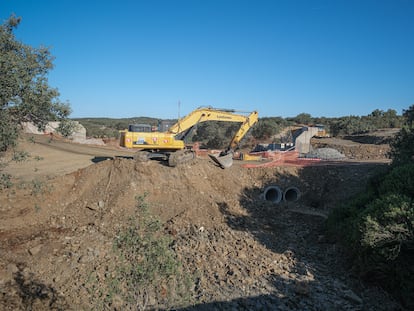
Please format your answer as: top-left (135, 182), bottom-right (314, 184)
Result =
top-left (0, 132), bottom-right (403, 310)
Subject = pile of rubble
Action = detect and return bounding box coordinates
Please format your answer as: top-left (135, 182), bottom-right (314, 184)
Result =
top-left (306, 148), bottom-right (346, 160)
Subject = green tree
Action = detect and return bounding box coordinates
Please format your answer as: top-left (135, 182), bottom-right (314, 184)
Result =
top-left (369, 109), bottom-right (384, 118)
top-left (251, 117), bottom-right (288, 140)
top-left (383, 109), bottom-right (401, 128)
top-left (0, 15), bottom-right (71, 151)
top-left (292, 112), bottom-right (312, 125)
top-left (366, 108), bottom-right (401, 129)
top-left (403, 104), bottom-right (414, 127)
top-left (390, 105), bottom-right (414, 166)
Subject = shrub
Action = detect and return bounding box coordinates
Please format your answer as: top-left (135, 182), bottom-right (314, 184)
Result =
top-left (91, 195), bottom-right (193, 310)
top-left (378, 163), bottom-right (414, 197)
top-left (327, 164), bottom-right (414, 308)
top-left (360, 194), bottom-right (413, 260)
top-left (389, 127), bottom-right (414, 166)
top-left (0, 173), bottom-right (12, 190)
top-left (56, 119), bottom-right (79, 137)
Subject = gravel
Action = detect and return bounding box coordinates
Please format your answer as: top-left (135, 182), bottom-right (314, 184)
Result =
top-left (306, 148), bottom-right (346, 160)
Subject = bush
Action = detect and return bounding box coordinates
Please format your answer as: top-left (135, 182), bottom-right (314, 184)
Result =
top-left (389, 127), bottom-right (414, 166)
top-left (90, 195), bottom-right (193, 310)
top-left (251, 117), bottom-right (290, 140)
top-left (327, 163), bottom-right (414, 308)
top-left (360, 194), bottom-right (413, 260)
top-left (0, 173), bottom-right (12, 190)
top-left (378, 163), bottom-right (414, 197)
top-left (56, 119), bottom-right (79, 138)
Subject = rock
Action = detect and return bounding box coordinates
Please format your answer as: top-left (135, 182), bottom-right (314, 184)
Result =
top-left (28, 244), bottom-right (42, 256)
top-left (7, 263), bottom-right (18, 274)
top-left (342, 289), bottom-right (363, 305)
top-left (3, 263), bottom-right (19, 281)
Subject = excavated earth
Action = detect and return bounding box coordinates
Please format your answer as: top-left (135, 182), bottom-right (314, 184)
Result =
top-left (0, 134), bottom-right (403, 310)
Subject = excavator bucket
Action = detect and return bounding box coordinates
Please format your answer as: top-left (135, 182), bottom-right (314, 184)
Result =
top-left (208, 152), bottom-right (234, 169)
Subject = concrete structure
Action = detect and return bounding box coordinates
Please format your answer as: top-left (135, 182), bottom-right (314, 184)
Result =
top-left (293, 126), bottom-right (319, 154)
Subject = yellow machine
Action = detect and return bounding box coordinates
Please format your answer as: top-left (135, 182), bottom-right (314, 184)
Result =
top-left (314, 124), bottom-right (330, 138)
top-left (120, 106), bottom-right (259, 168)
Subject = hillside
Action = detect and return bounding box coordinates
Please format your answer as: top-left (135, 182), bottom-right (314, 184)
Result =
top-left (0, 134), bottom-right (402, 310)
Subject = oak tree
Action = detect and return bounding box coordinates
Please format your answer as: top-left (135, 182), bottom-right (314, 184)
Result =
top-left (0, 15), bottom-right (71, 151)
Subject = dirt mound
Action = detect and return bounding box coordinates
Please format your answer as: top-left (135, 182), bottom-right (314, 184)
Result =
top-left (0, 155), bottom-right (400, 310)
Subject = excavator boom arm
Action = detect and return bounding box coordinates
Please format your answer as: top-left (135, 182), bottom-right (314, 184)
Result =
top-left (228, 111), bottom-right (259, 151)
top-left (168, 107), bottom-right (255, 135)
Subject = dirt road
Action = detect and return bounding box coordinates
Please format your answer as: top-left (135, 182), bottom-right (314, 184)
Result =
top-left (2, 134), bottom-right (136, 180)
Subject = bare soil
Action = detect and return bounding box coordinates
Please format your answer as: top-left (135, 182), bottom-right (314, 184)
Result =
top-left (311, 129), bottom-right (397, 161)
top-left (0, 134), bottom-right (403, 310)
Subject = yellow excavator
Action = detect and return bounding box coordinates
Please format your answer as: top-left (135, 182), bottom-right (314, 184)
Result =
top-left (119, 106), bottom-right (259, 168)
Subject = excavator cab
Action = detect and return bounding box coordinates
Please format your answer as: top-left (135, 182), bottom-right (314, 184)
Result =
top-left (128, 124), bottom-right (152, 132)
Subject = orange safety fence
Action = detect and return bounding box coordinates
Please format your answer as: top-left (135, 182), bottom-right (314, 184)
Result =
top-left (241, 150), bottom-right (321, 168)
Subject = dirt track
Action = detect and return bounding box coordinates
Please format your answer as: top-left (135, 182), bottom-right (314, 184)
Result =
top-left (2, 134), bottom-right (136, 180)
top-left (0, 135), bottom-right (402, 310)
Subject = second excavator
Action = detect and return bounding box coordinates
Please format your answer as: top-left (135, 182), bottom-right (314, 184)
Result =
top-left (119, 106), bottom-right (259, 168)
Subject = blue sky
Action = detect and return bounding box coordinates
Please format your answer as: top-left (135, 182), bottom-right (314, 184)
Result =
top-left (1, 0), bottom-right (413, 119)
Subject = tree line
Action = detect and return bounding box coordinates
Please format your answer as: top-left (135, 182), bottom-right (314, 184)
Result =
top-left (184, 109), bottom-right (403, 149)
top-left (252, 109), bottom-right (403, 139)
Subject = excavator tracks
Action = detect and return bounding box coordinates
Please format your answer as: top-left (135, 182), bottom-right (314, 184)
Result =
top-left (168, 150), bottom-right (195, 167)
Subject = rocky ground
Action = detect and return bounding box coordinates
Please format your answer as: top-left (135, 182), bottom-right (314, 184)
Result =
top-left (310, 128), bottom-right (397, 161)
top-left (0, 134), bottom-right (404, 310)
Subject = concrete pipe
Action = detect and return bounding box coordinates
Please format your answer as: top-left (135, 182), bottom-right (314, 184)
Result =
top-left (283, 186), bottom-right (301, 202)
top-left (263, 186), bottom-right (283, 204)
